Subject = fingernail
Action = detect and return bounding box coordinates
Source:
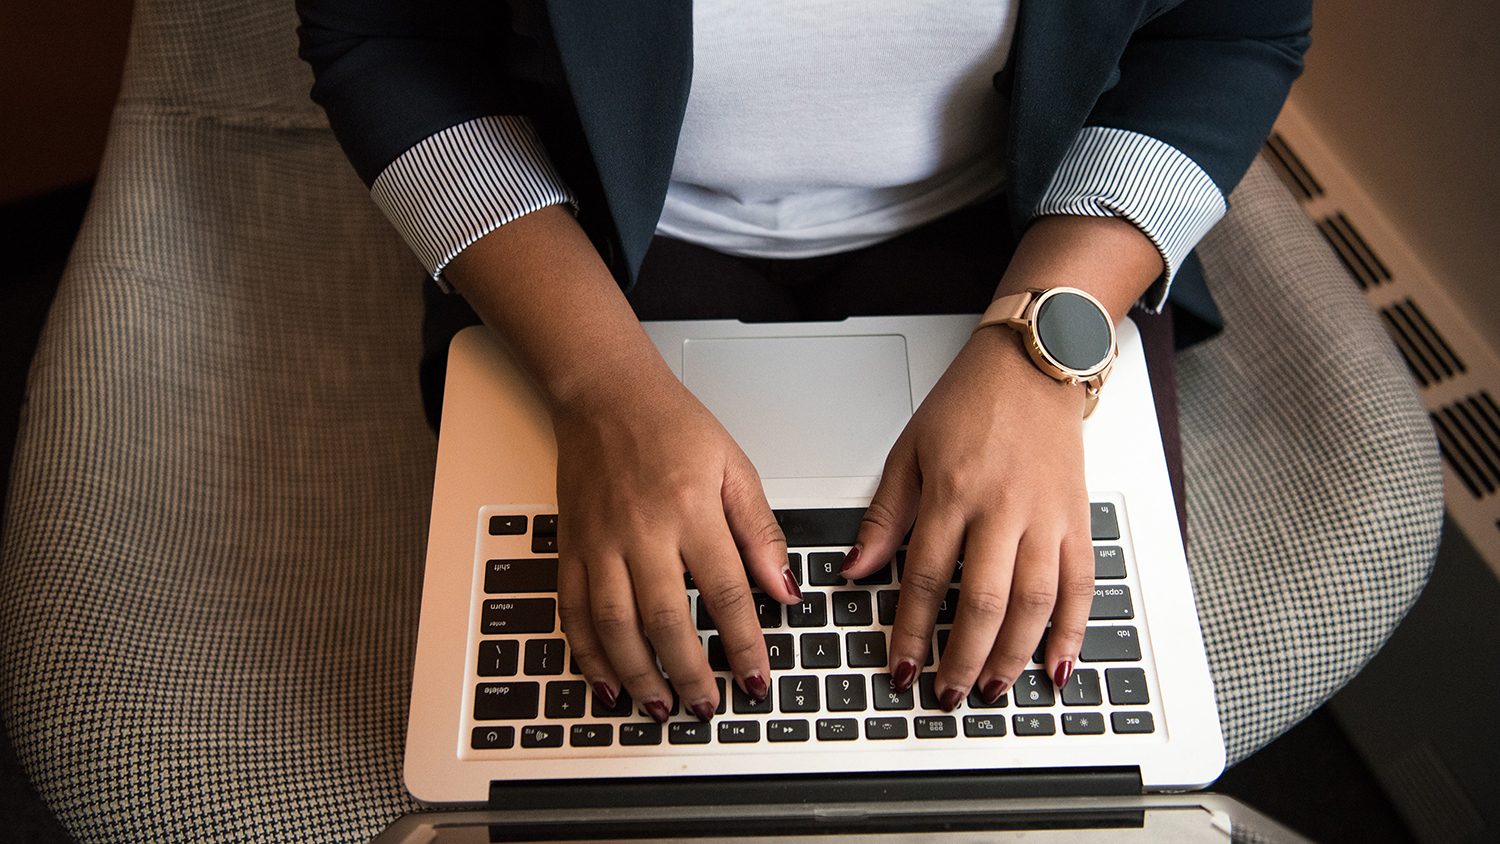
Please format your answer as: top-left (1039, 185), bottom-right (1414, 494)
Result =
top-left (645, 700), bottom-right (671, 724)
top-left (838, 545), bottom-right (861, 576)
top-left (592, 681), bottom-right (617, 710)
top-left (892, 659), bottom-right (919, 692)
top-left (690, 701), bottom-right (716, 723)
top-left (939, 687), bottom-right (965, 713)
top-left (782, 568), bottom-right (802, 601)
top-left (1053, 659), bottom-right (1074, 689)
top-left (982, 678), bottom-right (1010, 705)
top-left (744, 672), bottom-right (769, 702)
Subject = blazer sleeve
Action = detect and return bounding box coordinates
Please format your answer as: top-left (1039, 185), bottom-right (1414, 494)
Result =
top-left (1033, 0), bottom-right (1312, 309)
top-left (297, 0), bottom-right (575, 281)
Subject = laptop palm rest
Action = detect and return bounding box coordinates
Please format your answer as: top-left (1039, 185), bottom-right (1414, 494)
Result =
top-left (681, 334), bottom-right (913, 479)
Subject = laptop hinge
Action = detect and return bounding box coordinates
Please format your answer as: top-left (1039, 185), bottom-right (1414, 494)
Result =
top-left (488, 767), bottom-right (1142, 811)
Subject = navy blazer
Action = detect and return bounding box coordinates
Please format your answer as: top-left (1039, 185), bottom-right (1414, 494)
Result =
top-left (298, 0), bottom-right (1311, 339)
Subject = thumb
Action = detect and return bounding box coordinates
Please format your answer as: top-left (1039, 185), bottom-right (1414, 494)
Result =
top-left (845, 437), bottom-right (920, 580)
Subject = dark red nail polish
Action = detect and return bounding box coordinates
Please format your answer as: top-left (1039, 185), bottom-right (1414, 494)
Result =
top-left (1053, 659), bottom-right (1074, 689)
top-left (939, 687), bottom-right (965, 712)
top-left (838, 545), bottom-right (861, 576)
top-left (592, 681), bottom-right (617, 710)
top-left (691, 701), bottom-right (716, 723)
top-left (744, 672), bottom-right (769, 701)
top-left (981, 678), bottom-right (1010, 705)
top-left (782, 568), bottom-right (802, 601)
top-left (892, 660), bottom-right (919, 692)
top-left (645, 700), bottom-right (671, 724)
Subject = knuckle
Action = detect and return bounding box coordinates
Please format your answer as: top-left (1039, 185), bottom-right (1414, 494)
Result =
top-left (900, 568), bottom-right (951, 600)
top-left (959, 587), bottom-right (1010, 619)
top-left (1059, 571), bottom-right (1096, 602)
top-left (1011, 587), bottom-right (1057, 616)
top-left (557, 602), bottom-right (594, 635)
top-left (703, 583), bottom-right (755, 621)
top-left (640, 603), bottom-right (693, 639)
top-left (590, 602), bottom-right (641, 639)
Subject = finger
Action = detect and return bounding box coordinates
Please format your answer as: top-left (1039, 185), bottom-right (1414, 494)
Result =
top-left (721, 453), bottom-right (798, 604)
top-left (932, 515), bottom-right (1020, 708)
top-left (887, 493), bottom-right (963, 699)
top-left (844, 435), bottom-right (920, 581)
top-left (627, 544), bottom-right (723, 722)
top-left (978, 528), bottom-right (1060, 701)
top-left (556, 554), bottom-right (622, 711)
top-left (687, 523), bottom-right (772, 705)
top-left (586, 552), bottom-right (676, 724)
top-left (1043, 522), bottom-right (1096, 690)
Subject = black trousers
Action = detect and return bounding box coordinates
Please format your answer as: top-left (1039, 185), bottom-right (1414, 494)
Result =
top-left (421, 195), bottom-right (1186, 541)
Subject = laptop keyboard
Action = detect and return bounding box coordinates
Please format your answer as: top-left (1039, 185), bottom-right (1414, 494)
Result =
top-left (465, 498), bottom-right (1161, 756)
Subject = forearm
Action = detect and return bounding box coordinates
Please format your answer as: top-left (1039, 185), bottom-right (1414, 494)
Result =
top-left (443, 205), bottom-right (671, 413)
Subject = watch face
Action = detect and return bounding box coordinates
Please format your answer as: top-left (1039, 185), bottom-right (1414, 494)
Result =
top-left (1034, 290), bottom-right (1113, 374)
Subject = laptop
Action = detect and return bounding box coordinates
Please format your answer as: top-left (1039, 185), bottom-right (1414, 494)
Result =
top-left (399, 313), bottom-right (1228, 838)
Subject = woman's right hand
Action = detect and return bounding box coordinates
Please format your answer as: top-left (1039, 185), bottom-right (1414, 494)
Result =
top-left (446, 205), bottom-right (797, 723)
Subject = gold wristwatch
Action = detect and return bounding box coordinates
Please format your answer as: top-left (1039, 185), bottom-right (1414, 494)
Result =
top-left (974, 287), bottom-right (1117, 418)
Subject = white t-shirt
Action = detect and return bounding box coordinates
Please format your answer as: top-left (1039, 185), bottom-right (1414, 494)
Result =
top-left (656, 0), bottom-right (1019, 258)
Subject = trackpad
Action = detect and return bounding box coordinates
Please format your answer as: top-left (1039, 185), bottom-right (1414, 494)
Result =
top-left (681, 335), bottom-right (913, 479)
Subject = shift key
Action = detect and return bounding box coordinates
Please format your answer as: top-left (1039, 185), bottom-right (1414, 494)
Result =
top-left (482, 598), bottom-right (556, 634)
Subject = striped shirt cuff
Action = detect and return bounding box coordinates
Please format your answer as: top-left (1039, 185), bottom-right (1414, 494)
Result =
top-left (371, 115), bottom-right (576, 287)
top-left (1033, 126), bottom-right (1227, 311)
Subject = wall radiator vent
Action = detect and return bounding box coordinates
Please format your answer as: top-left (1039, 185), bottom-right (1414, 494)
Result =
top-left (1266, 107), bottom-right (1500, 576)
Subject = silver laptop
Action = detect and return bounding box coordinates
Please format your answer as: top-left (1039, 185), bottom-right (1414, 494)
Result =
top-left (403, 314), bottom-right (1225, 829)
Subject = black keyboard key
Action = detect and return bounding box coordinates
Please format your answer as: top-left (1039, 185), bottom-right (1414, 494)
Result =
top-left (592, 688), bottom-right (634, 719)
top-left (696, 596), bottom-right (717, 631)
top-left (846, 631), bottom-right (886, 668)
top-left (816, 718), bottom-right (859, 741)
top-left (800, 633), bottom-right (841, 669)
top-left (524, 638), bottom-right (566, 675)
top-left (779, 675), bottom-right (820, 713)
top-left (707, 636), bottom-right (730, 671)
top-left (1014, 670), bottom-right (1055, 707)
top-left (786, 553), bottom-right (803, 586)
top-left (485, 558), bottom-right (558, 593)
top-left (855, 562), bottom-right (892, 586)
top-left (570, 724), bottom-right (613, 747)
top-left (966, 685), bottom-right (1007, 709)
top-left (963, 714), bottom-right (1006, 737)
top-left (620, 723), bottom-right (663, 746)
top-left (765, 633), bottom-right (795, 670)
top-left (775, 508), bottom-right (862, 548)
top-left (935, 589), bottom-right (959, 625)
top-left (1089, 585), bottom-right (1134, 620)
top-left (719, 721), bottom-right (760, 743)
top-left (533, 514), bottom-right (558, 537)
top-left (826, 674), bottom-right (868, 712)
top-left (474, 682), bottom-right (538, 720)
top-left (871, 673), bottom-right (914, 711)
top-left (833, 591), bottom-right (872, 626)
top-left (732, 682), bottom-right (773, 714)
top-left (477, 640), bottom-right (519, 677)
top-left (472, 726), bottom-right (515, 749)
top-left (1089, 503), bottom-right (1120, 540)
top-left (754, 593), bottom-right (783, 629)
top-left (918, 673), bottom-right (941, 711)
top-left (1062, 713), bottom-right (1106, 735)
top-left (488, 515), bottom-right (528, 535)
top-left (1032, 630), bottom-right (1048, 665)
top-left (1080, 626), bottom-right (1141, 662)
top-left (914, 716), bottom-right (957, 739)
top-left (1013, 713), bottom-right (1056, 736)
top-left (1112, 711), bottom-right (1155, 734)
top-left (768, 719), bottom-right (810, 742)
top-left (788, 593), bottom-right (828, 628)
top-left (715, 677), bottom-right (728, 715)
top-left (1094, 545), bottom-right (1126, 579)
top-left (636, 693), bottom-right (680, 719)
top-left (937, 629), bottom-right (950, 657)
top-left (807, 552), bottom-right (845, 586)
top-left (877, 590), bottom-right (899, 625)
top-left (482, 598), bottom-right (556, 635)
top-left (531, 534), bottom-right (558, 554)
top-left (1106, 668), bottom-right (1150, 705)
top-left (520, 724), bottom-right (564, 748)
top-left (668, 722), bottom-right (712, 744)
top-left (1061, 669), bottom-right (1103, 706)
top-left (545, 681), bottom-right (587, 718)
top-left (865, 717), bottom-right (908, 740)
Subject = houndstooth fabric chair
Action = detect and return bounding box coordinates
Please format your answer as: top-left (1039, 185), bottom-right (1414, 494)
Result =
top-left (0, 0), bottom-right (1443, 840)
